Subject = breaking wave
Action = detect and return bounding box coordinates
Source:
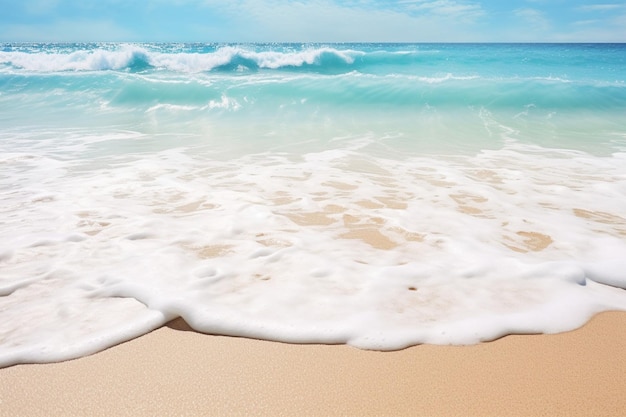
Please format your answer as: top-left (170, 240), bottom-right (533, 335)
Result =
top-left (0, 44), bottom-right (371, 73)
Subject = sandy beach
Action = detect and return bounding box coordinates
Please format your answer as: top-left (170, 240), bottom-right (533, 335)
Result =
top-left (1, 310), bottom-right (624, 416)
top-left (3, 40), bottom-right (626, 417)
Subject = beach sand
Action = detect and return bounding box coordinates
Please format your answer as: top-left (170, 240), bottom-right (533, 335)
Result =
top-left (1, 311), bottom-right (625, 417)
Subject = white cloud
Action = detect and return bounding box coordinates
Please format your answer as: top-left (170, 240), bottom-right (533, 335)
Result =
top-left (395, 0), bottom-right (484, 20)
top-left (199, 0), bottom-right (486, 42)
top-left (514, 7), bottom-right (551, 31)
top-left (563, 3), bottom-right (626, 41)
top-left (23, 0), bottom-right (60, 15)
top-left (572, 19), bottom-right (602, 25)
top-left (0, 19), bottom-right (136, 42)
top-left (577, 4), bottom-right (624, 12)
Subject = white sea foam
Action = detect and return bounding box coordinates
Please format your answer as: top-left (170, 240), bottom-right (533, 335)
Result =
top-left (1, 43), bottom-right (626, 367)
top-left (0, 45), bottom-right (149, 72)
top-left (0, 45), bottom-right (362, 73)
top-left (1, 127), bottom-right (625, 366)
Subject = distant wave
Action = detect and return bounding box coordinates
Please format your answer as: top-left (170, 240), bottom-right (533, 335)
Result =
top-left (0, 44), bottom-right (456, 75)
top-left (0, 45), bottom-right (370, 73)
top-left (0, 46), bottom-right (151, 72)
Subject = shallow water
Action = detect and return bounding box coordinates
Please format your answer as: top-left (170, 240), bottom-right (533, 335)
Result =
top-left (1, 43), bottom-right (625, 366)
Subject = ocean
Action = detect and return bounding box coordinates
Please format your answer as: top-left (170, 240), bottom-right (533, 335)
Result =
top-left (1, 43), bottom-right (625, 366)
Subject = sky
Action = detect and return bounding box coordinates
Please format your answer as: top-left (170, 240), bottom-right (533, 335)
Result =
top-left (1, 0), bottom-right (625, 43)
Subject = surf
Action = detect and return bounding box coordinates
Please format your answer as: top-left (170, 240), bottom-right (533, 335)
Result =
top-left (1, 43), bottom-right (625, 367)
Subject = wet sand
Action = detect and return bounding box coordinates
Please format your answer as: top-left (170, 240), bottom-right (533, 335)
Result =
top-left (1, 311), bottom-right (625, 417)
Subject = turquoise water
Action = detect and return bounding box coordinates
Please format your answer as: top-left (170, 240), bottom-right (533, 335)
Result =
top-left (2, 43), bottom-right (625, 152)
top-left (1, 43), bottom-right (625, 366)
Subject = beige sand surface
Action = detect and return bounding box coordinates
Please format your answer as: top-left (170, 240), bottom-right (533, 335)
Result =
top-left (1, 311), bottom-right (625, 417)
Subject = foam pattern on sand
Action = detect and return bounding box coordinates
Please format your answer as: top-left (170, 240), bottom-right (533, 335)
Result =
top-left (1, 43), bottom-right (626, 366)
top-left (2, 131), bottom-right (626, 366)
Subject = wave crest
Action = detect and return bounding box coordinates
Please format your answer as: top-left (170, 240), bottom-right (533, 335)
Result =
top-left (0, 45), bottom-right (363, 73)
top-left (0, 45), bottom-right (152, 72)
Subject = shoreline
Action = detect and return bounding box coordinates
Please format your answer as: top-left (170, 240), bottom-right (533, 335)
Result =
top-left (1, 311), bottom-right (625, 416)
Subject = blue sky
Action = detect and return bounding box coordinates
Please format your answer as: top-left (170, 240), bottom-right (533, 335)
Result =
top-left (1, 0), bottom-right (625, 42)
